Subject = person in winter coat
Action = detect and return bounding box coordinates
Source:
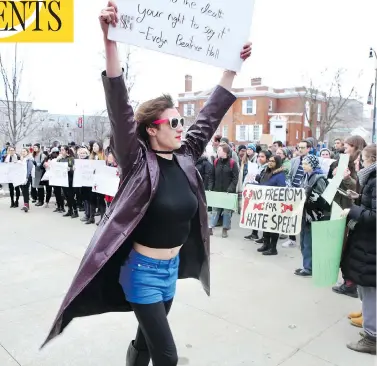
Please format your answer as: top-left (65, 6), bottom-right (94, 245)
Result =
top-left (276, 148), bottom-right (291, 180)
top-left (341, 144), bottom-right (376, 355)
top-left (295, 155), bottom-right (330, 277)
top-left (195, 153), bottom-right (213, 191)
top-left (19, 148), bottom-right (34, 212)
top-left (4, 146), bottom-right (20, 208)
top-left (104, 151), bottom-right (119, 208)
top-left (57, 146), bottom-right (78, 219)
top-left (208, 142), bottom-right (239, 238)
top-left (47, 148), bottom-right (66, 214)
top-left (31, 143), bottom-right (47, 206)
top-left (331, 135), bottom-right (367, 298)
top-left (255, 155), bottom-right (286, 256)
top-left (247, 150), bottom-right (272, 243)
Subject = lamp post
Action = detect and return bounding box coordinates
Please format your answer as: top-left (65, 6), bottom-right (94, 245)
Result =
top-left (368, 48), bottom-right (377, 143)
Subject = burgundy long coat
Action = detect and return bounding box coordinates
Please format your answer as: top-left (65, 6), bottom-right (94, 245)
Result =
top-left (42, 71), bottom-right (236, 347)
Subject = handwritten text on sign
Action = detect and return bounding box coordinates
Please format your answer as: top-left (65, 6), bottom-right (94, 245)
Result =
top-left (108, 0), bottom-right (255, 71)
top-left (239, 186), bottom-right (306, 235)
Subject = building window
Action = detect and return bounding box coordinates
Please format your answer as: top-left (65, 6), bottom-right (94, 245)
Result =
top-left (183, 103), bottom-right (195, 117)
top-left (236, 125), bottom-right (247, 141)
top-left (304, 101), bottom-right (310, 127)
top-left (242, 100), bottom-right (257, 115)
top-left (316, 127), bottom-right (320, 139)
top-left (222, 125), bottom-right (228, 138)
top-left (69, 132), bottom-right (72, 137)
top-left (317, 104), bottom-right (321, 122)
top-left (303, 131), bottom-right (305, 139)
top-left (67, 123), bottom-right (69, 128)
top-left (269, 100), bottom-right (273, 112)
top-left (250, 124), bottom-right (263, 141)
top-left (296, 131), bottom-right (298, 139)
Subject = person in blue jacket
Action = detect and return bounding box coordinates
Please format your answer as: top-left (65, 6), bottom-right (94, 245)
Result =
top-left (255, 155), bottom-right (286, 255)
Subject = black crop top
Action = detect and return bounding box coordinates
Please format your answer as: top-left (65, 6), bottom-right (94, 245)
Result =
top-left (132, 155), bottom-right (198, 249)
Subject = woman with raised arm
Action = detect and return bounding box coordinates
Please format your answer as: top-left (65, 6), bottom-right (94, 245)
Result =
top-left (42, 2), bottom-right (251, 365)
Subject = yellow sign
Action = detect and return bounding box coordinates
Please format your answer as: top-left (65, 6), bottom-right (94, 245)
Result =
top-left (0, 0), bottom-right (74, 43)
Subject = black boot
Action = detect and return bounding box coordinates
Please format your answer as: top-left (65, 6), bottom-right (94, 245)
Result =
top-left (126, 341), bottom-right (150, 366)
top-left (10, 200), bottom-right (15, 208)
top-left (263, 238), bottom-right (278, 255)
top-left (257, 237), bottom-right (270, 252)
top-left (63, 210), bottom-right (72, 217)
top-left (71, 210), bottom-right (79, 218)
top-left (85, 203), bottom-right (96, 224)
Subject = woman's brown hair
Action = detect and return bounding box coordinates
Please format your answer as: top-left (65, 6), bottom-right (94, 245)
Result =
top-left (345, 135), bottom-right (367, 155)
top-left (363, 144), bottom-right (377, 163)
top-left (218, 142), bottom-right (230, 155)
top-left (135, 94), bottom-right (174, 142)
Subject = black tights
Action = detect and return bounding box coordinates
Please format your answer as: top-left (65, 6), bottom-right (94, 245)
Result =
top-left (131, 299), bottom-right (177, 366)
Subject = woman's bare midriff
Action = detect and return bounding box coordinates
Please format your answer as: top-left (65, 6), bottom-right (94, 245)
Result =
top-left (133, 242), bottom-right (182, 260)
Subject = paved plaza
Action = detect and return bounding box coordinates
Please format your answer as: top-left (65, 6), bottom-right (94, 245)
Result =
top-left (0, 197), bottom-right (374, 366)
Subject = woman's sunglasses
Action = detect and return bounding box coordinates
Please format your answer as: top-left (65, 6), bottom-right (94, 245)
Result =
top-left (153, 117), bottom-right (185, 129)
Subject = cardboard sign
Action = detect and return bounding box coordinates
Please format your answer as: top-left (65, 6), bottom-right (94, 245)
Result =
top-left (0, 163), bottom-right (26, 186)
top-left (322, 154), bottom-right (349, 204)
top-left (312, 218), bottom-right (347, 287)
top-left (240, 185), bottom-right (306, 235)
top-left (73, 159), bottom-right (106, 187)
top-left (92, 166), bottom-right (120, 197)
top-left (205, 191), bottom-right (238, 211)
top-left (108, 0), bottom-right (255, 71)
top-left (49, 162), bottom-right (69, 187)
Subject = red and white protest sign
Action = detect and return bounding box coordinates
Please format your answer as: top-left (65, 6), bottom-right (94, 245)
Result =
top-left (240, 186), bottom-right (306, 235)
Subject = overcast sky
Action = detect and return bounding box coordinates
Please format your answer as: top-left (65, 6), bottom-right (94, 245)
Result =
top-left (0, 0), bottom-right (376, 116)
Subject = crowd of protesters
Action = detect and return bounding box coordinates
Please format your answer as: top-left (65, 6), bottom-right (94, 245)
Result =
top-left (1, 133), bottom-right (375, 355)
top-left (196, 134), bottom-right (376, 355)
top-left (0, 141), bottom-right (117, 226)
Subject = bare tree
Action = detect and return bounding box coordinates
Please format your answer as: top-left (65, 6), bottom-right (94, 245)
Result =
top-left (100, 45), bottom-right (139, 109)
top-left (0, 44), bottom-right (44, 146)
top-left (87, 110), bottom-right (111, 145)
top-left (299, 69), bottom-right (361, 141)
top-left (39, 118), bottom-right (65, 147)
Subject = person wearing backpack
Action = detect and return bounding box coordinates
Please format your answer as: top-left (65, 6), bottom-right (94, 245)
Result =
top-left (295, 155), bottom-right (331, 277)
top-left (208, 143), bottom-right (239, 238)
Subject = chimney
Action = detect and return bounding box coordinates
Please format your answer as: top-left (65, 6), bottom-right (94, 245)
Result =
top-left (185, 75), bottom-right (192, 92)
top-left (251, 77), bottom-right (262, 87)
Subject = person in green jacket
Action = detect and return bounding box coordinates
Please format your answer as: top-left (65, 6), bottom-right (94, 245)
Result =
top-left (276, 148), bottom-right (291, 183)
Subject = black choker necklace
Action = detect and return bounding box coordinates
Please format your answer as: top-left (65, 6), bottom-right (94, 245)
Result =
top-left (152, 149), bottom-right (174, 154)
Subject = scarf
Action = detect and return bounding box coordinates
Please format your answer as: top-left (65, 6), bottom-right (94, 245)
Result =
top-left (357, 163), bottom-right (376, 187)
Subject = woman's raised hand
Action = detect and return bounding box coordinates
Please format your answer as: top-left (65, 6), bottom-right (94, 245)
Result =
top-left (240, 42), bottom-right (252, 61)
top-left (99, 1), bottom-right (119, 38)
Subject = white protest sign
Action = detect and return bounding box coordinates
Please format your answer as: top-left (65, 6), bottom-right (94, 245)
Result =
top-left (0, 163), bottom-right (11, 183)
top-left (108, 0), bottom-right (255, 72)
top-left (73, 159), bottom-right (106, 188)
top-left (49, 162), bottom-right (69, 187)
top-left (240, 185), bottom-right (306, 235)
top-left (10, 163), bottom-right (27, 187)
top-left (319, 157), bottom-right (336, 176)
top-left (243, 162), bottom-right (258, 185)
top-left (322, 154), bottom-right (349, 204)
top-left (92, 165), bottom-right (120, 197)
top-left (0, 163), bottom-right (26, 186)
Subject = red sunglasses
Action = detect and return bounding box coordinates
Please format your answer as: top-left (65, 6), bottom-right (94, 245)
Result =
top-left (153, 117), bottom-right (185, 129)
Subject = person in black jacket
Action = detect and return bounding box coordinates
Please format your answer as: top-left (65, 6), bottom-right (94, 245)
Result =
top-left (341, 144), bottom-right (376, 355)
top-left (208, 143), bottom-right (239, 238)
top-left (195, 153), bottom-right (213, 191)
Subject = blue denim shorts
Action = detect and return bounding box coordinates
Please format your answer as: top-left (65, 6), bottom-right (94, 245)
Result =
top-left (119, 249), bottom-right (180, 304)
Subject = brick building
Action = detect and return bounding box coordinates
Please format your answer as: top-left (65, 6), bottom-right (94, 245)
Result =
top-left (177, 76), bottom-right (326, 146)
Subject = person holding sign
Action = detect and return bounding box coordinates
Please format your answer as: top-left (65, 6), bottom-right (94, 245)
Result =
top-left (254, 155), bottom-right (286, 256)
top-left (4, 146), bottom-right (20, 208)
top-left (340, 144), bottom-right (376, 355)
top-left (295, 155), bottom-right (330, 277)
top-left (42, 2), bottom-right (252, 366)
top-left (208, 142), bottom-right (239, 238)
